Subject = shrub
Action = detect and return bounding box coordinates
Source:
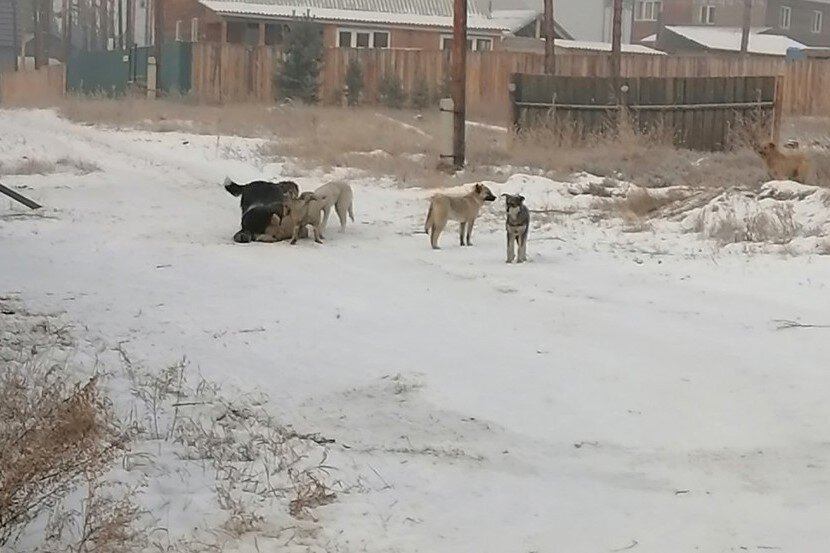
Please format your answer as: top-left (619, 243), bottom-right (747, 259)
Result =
top-left (378, 73), bottom-right (405, 109)
top-left (276, 17), bottom-right (324, 103)
top-left (344, 57), bottom-right (363, 107)
top-left (410, 75), bottom-right (431, 110)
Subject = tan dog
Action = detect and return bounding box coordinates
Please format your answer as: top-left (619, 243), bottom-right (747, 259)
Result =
top-left (424, 183), bottom-right (497, 249)
top-left (314, 181), bottom-right (355, 232)
top-left (756, 141), bottom-right (810, 183)
top-left (286, 192), bottom-right (324, 245)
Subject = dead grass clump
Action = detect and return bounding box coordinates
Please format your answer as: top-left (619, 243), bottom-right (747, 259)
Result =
top-left (56, 157), bottom-right (102, 174)
top-left (0, 364), bottom-right (130, 546)
top-left (0, 158), bottom-right (56, 175)
top-left (0, 157), bottom-right (101, 176)
top-left (705, 203), bottom-right (800, 245)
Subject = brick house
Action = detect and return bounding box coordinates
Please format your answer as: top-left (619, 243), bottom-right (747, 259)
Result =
top-left (632, 0), bottom-right (769, 42)
top-left (765, 0), bottom-right (830, 46)
top-left (631, 0), bottom-right (830, 46)
top-left (162, 0), bottom-right (559, 50)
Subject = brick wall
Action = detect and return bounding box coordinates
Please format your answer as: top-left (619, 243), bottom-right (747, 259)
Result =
top-left (766, 0), bottom-right (830, 46)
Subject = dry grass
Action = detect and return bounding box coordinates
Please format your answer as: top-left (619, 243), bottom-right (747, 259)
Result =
top-left (58, 97), bottom-right (784, 192)
top-left (0, 157), bottom-right (100, 176)
top-left (0, 349), bottom-right (131, 547)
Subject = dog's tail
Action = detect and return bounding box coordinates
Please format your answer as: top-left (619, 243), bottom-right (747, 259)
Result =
top-left (224, 177), bottom-right (244, 197)
top-left (424, 203), bottom-right (433, 233)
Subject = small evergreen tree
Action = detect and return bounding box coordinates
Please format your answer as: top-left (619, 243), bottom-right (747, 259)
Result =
top-left (410, 74), bottom-right (431, 110)
top-left (345, 57), bottom-right (363, 106)
top-left (277, 17), bottom-right (323, 103)
top-left (378, 73), bottom-right (405, 109)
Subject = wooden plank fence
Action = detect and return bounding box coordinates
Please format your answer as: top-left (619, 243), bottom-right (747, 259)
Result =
top-left (189, 44), bottom-right (830, 118)
top-left (191, 43), bottom-right (276, 103)
top-left (511, 74), bottom-right (779, 151)
top-left (0, 64), bottom-right (66, 106)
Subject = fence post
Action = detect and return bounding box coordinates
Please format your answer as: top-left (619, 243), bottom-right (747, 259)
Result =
top-left (439, 97), bottom-right (455, 170)
top-left (773, 74), bottom-right (784, 144)
top-left (508, 75), bottom-right (521, 132)
top-left (147, 56), bottom-right (157, 99)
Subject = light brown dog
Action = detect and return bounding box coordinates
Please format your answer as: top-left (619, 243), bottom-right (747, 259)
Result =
top-left (424, 183), bottom-right (497, 249)
top-left (286, 192), bottom-right (324, 245)
top-left (756, 141), bottom-right (810, 183)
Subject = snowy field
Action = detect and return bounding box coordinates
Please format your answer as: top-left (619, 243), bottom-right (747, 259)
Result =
top-left (2, 109), bottom-right (830, 552)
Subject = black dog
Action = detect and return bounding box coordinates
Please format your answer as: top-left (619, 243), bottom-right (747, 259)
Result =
top-left (224, 178), bottom-right (300, 243)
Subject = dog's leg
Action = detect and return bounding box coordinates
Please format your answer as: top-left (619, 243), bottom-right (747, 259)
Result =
top-left (459, 222), bottom-right (466, 246)
top-left (320, 205), bottom-right (331, 233)
top-left (431, 220), bottom-right (446, 250)
top-left (290, 224), bottom-right (301, 245)
top-left (506, 231), bottom-right (514, 263)
top-left (517, 232), bottom-right (527, 263)
top-left (465, 219), bottom-right (475, 246)
top-left (313, 225), bottom-right (323, 244)
top-left (336, 203), bottom-right (348, 232)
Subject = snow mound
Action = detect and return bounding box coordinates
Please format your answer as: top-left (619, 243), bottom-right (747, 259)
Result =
top-left (683, 181), bottom-right (830, 249)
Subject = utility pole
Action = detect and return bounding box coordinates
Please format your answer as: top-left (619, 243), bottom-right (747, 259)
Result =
top-left (543, 0), bottom-right (555, 74)
top-left (451, 0), bottom-right (467, 170)
top-left (154, 0), bottom-right (163, 75)
top-left (62, 0), bottom-right (70, 61)
top-left (12, 0), bottom-right (19, 70)
top-left (125, 0), bottom-right (133, 47)
top-left (33, 0), bottom-right (45, 68)
top-left (740, 0), bottom-right (751, 55)
top-left (611, 0), bottom-right (622, 85)
top-left (118, 0), bottom-right (124, 48)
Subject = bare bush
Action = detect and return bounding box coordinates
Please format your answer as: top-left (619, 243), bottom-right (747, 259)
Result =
top-left (0, 157), bottom-right (100, 176)
top-left (0, 364), bottom-right (130, 546)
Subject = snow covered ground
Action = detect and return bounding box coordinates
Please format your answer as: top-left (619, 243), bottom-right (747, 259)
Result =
top-left (2, 109), bottom-right (830, 552)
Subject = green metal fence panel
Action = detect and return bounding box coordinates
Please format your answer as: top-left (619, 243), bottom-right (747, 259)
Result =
top-left (67, 49), bottom-right (130, 95)
top-left (67, 43), bottom-right (192, 96)
top-left (159, 42), bottom-right (192, 94)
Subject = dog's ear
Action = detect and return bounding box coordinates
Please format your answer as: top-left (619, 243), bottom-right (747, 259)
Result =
top-left (474, 183), bottom-right (483, 193)
top-left (501, 193), bottom-right (510, 199)
top-left (518, 195), bottom-right (525, 203)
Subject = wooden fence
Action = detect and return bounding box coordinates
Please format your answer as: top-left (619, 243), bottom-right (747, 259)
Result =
top-left (190, 43), bottom-right (277, 103)
top-left (511, 74), bottom-right (780, 151)
top-left (0, 64), bottom-right (66, 106)
top-left (189, 44), bottom-right (829, 118)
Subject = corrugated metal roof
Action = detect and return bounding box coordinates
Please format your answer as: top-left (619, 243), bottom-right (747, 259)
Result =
top-left (661, 26), bottom-right (807, 56)
top-left (0, 0), bottom-right (16, 48)
top-left (200, 0), bottom-right (506, 31)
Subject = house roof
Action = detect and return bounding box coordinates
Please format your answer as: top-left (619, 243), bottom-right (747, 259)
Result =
top-left (489, 9), bottom-right (573, 39)
top-left (200, 0), bottom-right (506, 31)
top-left (647, 26), bottom-right (808, 56)
top-left (556, 39), bottom-right (664, 55)
top-left (502, 35), bottom-right (664, 55)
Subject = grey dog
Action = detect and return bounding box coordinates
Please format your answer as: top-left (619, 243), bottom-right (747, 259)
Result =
top-left (503, 194), bottom-right (529, 263)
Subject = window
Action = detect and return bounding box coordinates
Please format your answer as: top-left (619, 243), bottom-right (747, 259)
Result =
top-left (374, 31), bottom-right (389, 48)
top-left (813, 10), bottom-right (823, 33)
top-left (190, 18), bottom-right (199, 42)
top-left (355, 32), bottom-right (370, 47)
top-left (700, 5), bottom-right (715, 25)
top-left (337, 29), bottom-right (390, 48)
top-left (780, 6), bottom-right (791, 29)
top-left (440, 35), bottom-right (493, 51)
top-left (475, 38), bottom-right (493, 51)
top-left (635, 1), bottom-right (661, 22)
top-left (175, 20), bottom-right (183, 41)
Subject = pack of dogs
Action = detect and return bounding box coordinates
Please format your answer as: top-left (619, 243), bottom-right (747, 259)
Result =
top-left (223, 140), bottom-right (806, 263)
top-left (226, 178), bottom-right (531, 263)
